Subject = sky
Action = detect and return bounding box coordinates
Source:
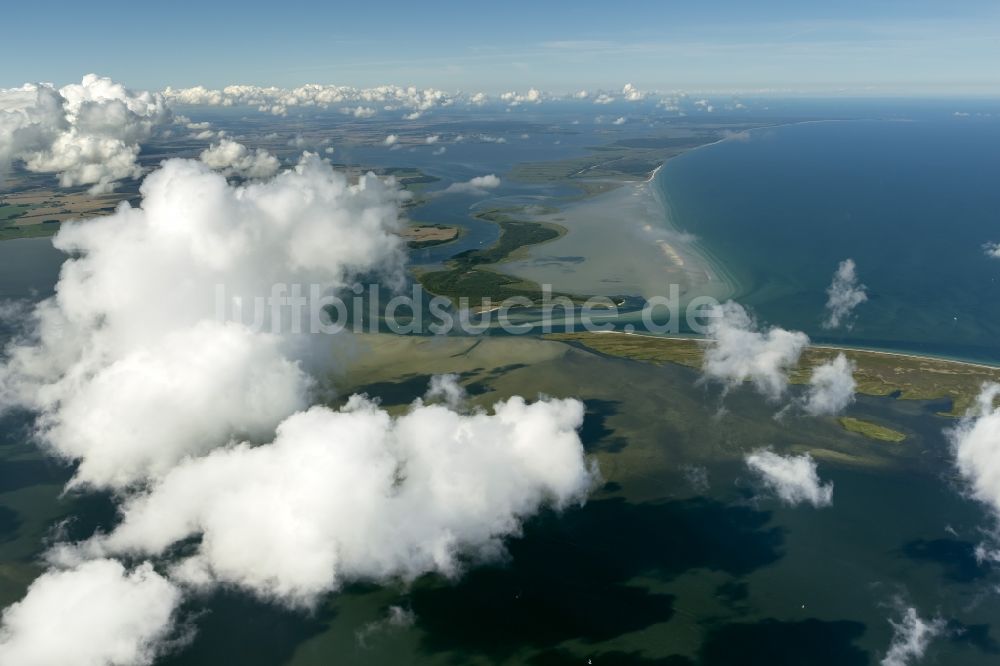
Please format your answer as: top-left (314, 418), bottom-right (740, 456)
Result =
top-left (3, 0), bottom-right (1000, 94)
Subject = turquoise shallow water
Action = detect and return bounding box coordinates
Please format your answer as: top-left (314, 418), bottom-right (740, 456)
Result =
top-left (658, 119), bottom-right (1000, 362)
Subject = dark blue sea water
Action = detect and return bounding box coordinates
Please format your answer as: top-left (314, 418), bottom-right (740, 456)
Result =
top-left (659, 118), bottom-right (1000, 362)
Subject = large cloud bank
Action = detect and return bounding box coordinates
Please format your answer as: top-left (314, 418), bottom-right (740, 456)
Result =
top-left (0, 154), bottom-right (594, 663)
top-left (72, 392), bottom-right (592, 606)
top-left (161, 82), bottom-right (723, 115)
top-left (0, 74), bottom-right (170, 193)
top-left (163, 83), bottom-right (455, 118)
top-left (745, 449), bottom-right (834, 507)
top-left (0, 155), bottom-right (406, 490)
top-left (0, 559), bottom-right (181, 666)
top-left (702, 302), bottom-right (809, 401)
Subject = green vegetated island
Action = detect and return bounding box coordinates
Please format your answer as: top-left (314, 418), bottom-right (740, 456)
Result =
top-left (547, 331), bottom-right (1000, 437)
top-left (411, 124), bottom-right (780, 303)
top-left (837, 417), bottom-right (906, 443)
top-left (415, 208), bottom-right (577, 304)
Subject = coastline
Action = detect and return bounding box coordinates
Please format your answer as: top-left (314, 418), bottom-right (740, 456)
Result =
top-left (500, 139), bottom-right (748, 302)
top-left (588, 329), bottom-right (1000, 371)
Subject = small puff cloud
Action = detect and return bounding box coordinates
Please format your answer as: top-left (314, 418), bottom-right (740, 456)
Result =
top-left (823, 259), bottom-right (867, 329)
top-left (745, 449), bottom-right (833, 507)
top-left (199, 138), bottom-right (279, 179)
top-left (0, 559), bottom-right (181, 666)
top-left (881, 606), bottom-right (945, 666)
top-left (442, 174), bottom-right (501, 195)
top-left (800, 353), bottom-right (857, 416)
top-left (702, 301), bottom-right (809, 401)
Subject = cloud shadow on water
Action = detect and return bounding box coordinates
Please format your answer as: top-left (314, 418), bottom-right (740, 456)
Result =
top-left (697, 618), bottom-right (868, 666)
top-left (409, 496), bottom-right (784, 659)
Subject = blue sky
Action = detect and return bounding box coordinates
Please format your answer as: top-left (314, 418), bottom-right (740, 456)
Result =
top-left (4, 0), bottom-right (1000, 94)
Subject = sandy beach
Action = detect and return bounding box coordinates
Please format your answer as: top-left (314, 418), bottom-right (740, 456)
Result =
top-left (500, 166), bottom-right (739, 302)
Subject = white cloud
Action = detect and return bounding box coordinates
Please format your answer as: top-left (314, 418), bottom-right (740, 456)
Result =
top-left (341, 105), bottom-right (376, 118)
top-left (949, 382), bottom-right (1000, 516)
top-left (622, 83), bottom-right (644, 101)
top-left (383, 134), bottom-right (398, 146)
top-left (500, 89), bottom-right (543, 106)
top-left (983, 242), bottom-right (1000, 259)
top-left (702, 301), bottom-right (809, 401)
top-left (0, 155), bottom-right (406, 490)
top-left (823, 258), bottom-right (867, 329)
top-left (0, 74), bottom-right (170, 193)
top-left (163, 83), bottom-right (454, 118)
top-left (612, 116), bottom-right (626, 125)
top-left (881, 607), bottom-right (945, 666)
top-left (72, 391), bottom-right (593, 606)
top-left (0, 559), bottom-right (181, 666)
top-left (801, 353), bottom-right (856, 416)
top-left (442, 174), bottom-right (501, 195)
top-left (199, 139), bottom-right (279, 179)
top-left (424, 135), bottom-right (440, 144)
top-left (745, 449), bottom-right (833, 507)
top-left (424, 373), bottom-right (466, 409)
top-left (0, 150), bottom-right (596, 650)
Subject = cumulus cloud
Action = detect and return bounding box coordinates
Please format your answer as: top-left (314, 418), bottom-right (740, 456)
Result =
top-left (621, 83), bottom-right (644, 101)
top-left (163, 83), bottom-right (454, 118)
top-left (442, 174), bottom-right (501, 195)
top-left (0, 155), bottom-right (406, 490)
top-left (341, 105), bottom-right (376, 118)
top-left (983, 242), bottom-right (1000, 259)
top-left (383, 134), bottom-right (398, 146)
top-left (199, 139), bottom-right (279, 179)
top-left (424, 373), bottom-right (466, 409)
top-left (68, 391), bottom-right (593, 606)
top-left (823, 259), bottom-right (867, 329)
top-left (745, 449), bottom-right (833, 507)
top-left (500, 89), bottom-right (543, 106)
top-left (881, 607), bottom-right (945, 666)
top-left (800, 353), bottom-right (857, 416)
top-left (0, 148), bottom-right (596, 654)
top-left (702, 302), bottom-right (809, 401)
top-left (0, 559), bottom-right (181, 666)
top-left (0, 74), bottom-right (170, 193)
top-left (612, 116), bottom-right (626, 125)
top-left (948, 383), bottom-right (1000, 516)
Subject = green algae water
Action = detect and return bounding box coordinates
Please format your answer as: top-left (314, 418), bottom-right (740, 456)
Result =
top-left (658, 118), bottom-right (1000, 362)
